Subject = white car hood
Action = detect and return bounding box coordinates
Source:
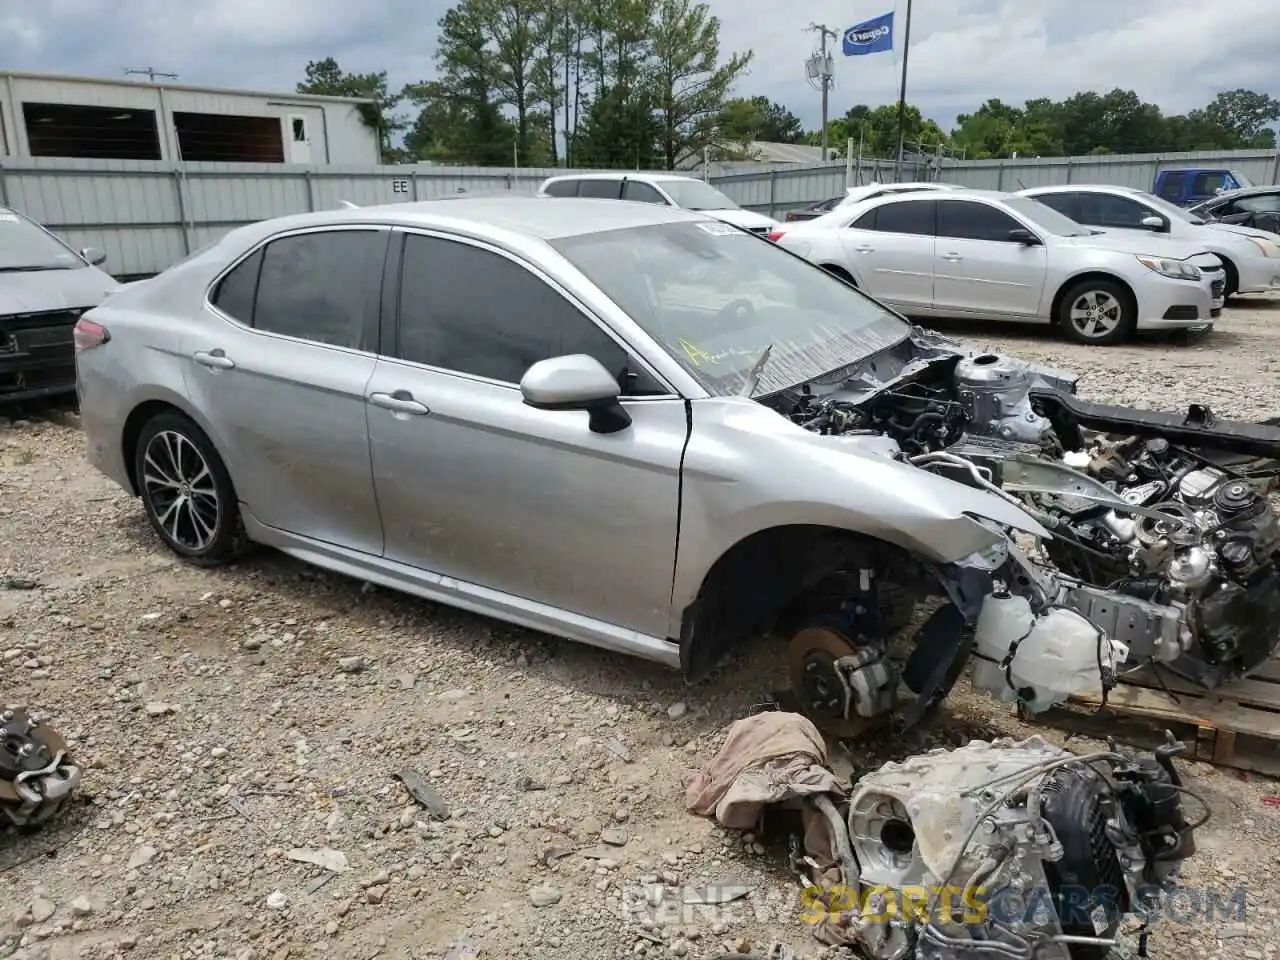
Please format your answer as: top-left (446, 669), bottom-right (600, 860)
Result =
top-left (1062, 230), bottom-right (1213, 260)
top-left (1206, 221), bottom-right (1278, 243)
top-left (702, 208), bottom-right (777, 230)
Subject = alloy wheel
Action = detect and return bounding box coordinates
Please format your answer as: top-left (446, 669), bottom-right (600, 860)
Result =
top-left (141, 429), bottom-right (222, 552)
top-left (1068, 290), bottom-right (1123, 340)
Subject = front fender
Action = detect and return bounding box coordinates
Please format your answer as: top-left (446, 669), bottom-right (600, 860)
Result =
top-left (671, 399), bottom-right (1045, 626)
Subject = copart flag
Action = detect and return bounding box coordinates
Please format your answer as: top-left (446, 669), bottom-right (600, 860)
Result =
top-left (842, 12), bottom-right (894, 55)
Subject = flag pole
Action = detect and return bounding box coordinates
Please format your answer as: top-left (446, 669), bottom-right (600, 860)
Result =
top-left (893, 0), bottom-right (914, 181)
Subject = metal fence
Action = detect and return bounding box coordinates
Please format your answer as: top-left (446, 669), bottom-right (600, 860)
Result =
top-left (2, 147), bottom-right (1278, 278)
top-left (714, 148), bottom-right (1280, 217)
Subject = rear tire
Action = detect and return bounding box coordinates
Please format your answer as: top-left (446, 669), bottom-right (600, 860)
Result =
top-left (134, 411), bottom-right (249, 567)
top-left (1058, 278), bottom-right (1136, 346)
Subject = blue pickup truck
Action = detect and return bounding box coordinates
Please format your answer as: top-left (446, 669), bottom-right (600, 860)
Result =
top-left (1153, 167), bottom-right (1255, 206)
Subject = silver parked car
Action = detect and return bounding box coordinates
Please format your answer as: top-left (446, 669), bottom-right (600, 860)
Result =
top-left (75, 197), bottom-right (1280, 736)
top-left (1017, 184), bottom-right (1280, 298)
top-left (770, 188), bottom-right (1224, 345)
top-left (1, 207), bottom-right (118, 403)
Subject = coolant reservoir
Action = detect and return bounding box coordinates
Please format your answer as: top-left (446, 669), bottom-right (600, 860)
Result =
top-left (971, 593), bottom-right (1123, 713)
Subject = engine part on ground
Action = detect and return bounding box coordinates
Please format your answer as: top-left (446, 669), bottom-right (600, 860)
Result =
top-left (0, 708), bottom-right (82, 829)
top-left (835, 735), bottom-right (1200, 960)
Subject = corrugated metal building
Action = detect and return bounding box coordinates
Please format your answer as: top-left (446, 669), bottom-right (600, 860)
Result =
top-left (0, 70), bottom-right (379, 165)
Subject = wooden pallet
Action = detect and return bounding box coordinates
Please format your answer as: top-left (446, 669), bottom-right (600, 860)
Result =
top-left (1028, 656), bottom-right (1280, 778)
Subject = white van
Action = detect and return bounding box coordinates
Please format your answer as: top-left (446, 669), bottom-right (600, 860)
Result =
top-left (536, 172), bottom-right (778, 235)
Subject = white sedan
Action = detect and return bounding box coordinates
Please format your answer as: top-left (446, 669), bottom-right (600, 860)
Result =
top-left (769, 187), bottom-right (1224, 345)
top-left (1018, 184), bottom-right (1280, 298)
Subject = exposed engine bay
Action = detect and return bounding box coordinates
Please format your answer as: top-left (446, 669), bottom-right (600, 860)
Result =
top-left (1, 707), bottom-right (82, 830)
top-left (762, 328), bottom-right (1280, 727)
top-left (833, 734), bottom-right (1199, 960)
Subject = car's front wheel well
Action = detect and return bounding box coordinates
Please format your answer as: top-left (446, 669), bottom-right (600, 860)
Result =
top-left (121, 400), bottom-right (186, 495)
top-left (1217, 256), bottom-right (1239, 297)
top-left (677, 524), bottom-right (925, 681)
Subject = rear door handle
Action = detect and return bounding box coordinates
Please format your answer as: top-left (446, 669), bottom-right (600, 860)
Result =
top-left (193, 349), bottom-right (235, 369)
top-left (941, 253), bottom-right (963, 262)
top-left (369, 391), bottom-right (430, 415)
top-left (854, 246), bottom-right (874, 254)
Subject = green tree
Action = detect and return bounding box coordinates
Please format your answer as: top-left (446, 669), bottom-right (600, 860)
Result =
top-left (649, 0), bottom-right (752, 168)
top-left (714, 96), bottom-right (803, 148)
top-left (467, 0), bottom-right (546, 165)
top-left (297, 57), bottom-right (405, 162)
top-left (1200, 89), bottom-right (1280, 147)
top-left (411, 4), bottom-right (519, 165)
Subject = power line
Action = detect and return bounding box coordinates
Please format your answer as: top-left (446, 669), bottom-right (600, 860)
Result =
top-left (804, 24), bottom-right (838, 160)
top-left (124, 67), bottom-right (179, 83)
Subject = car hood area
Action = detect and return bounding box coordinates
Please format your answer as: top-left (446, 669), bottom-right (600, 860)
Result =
top-left (1059, 229), bottom-right (1216, 260)
top-left (0, 265), bottom-right (120, 316)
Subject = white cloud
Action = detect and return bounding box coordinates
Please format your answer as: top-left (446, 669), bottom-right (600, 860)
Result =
top-left (1, 0), bottom-right (1277, 131)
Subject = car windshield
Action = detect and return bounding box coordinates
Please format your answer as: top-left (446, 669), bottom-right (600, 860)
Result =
top-left (552, 221), bottom-right (909, 397)
top-left (1231, 170), bottom-right (1256, 189)
top-left (0, 211), bottom-right (85, 272)
top-left (661, 180), bottom-right (741, 211)
top-left (1002, 196), bottom-right (1094, 236)
top-left (1135, 190), bottom-right (1207, 225)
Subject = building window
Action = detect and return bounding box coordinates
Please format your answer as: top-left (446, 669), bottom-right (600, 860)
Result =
top-left (23, 103), bottom-right (162, 160)
top-left (173, 112), bottom-right (285, 163)
top-left (291, 117), bottom-right (307, 143)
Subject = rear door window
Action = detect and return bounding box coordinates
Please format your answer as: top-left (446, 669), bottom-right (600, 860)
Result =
top-left (856, 199), bottom-right (937, 235)
top-left (577, 179), bottom-right (622, 200)
top-left (248, 229), bottom-right (386, 350)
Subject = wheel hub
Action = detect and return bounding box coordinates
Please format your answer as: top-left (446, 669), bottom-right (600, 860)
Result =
top-left (786, 626), bottom-right (880, 738)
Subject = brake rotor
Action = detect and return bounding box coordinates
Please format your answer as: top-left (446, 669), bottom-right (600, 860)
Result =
top-left (786, 626), bottom-right (880, 738)
top-left (0, 708), bottom-right (81, 829)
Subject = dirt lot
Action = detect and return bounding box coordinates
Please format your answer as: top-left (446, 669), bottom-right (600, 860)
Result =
top-left (4, 301), bottom-right (1280, 960)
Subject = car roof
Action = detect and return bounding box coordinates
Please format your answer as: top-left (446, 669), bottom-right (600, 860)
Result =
top-left (1019, 184), bottom-right (1143, 196)
top-left (540, 172), bottom-right (700, 184)
top-left (223, 195), bottom-right (709, 246)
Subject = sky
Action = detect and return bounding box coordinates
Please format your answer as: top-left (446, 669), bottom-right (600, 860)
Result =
top-left (3, 0), bottom-right (1280, 132)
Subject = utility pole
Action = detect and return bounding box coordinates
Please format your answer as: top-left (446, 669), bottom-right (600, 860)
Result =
top-left (805, 24), bottom-right (838, 160)
top-left (125, 67), bottom-right (178, 83)
top-left (893, 0), bottom-right (915, 180)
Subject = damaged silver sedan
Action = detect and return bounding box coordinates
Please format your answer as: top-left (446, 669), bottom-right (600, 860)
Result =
top-left (75, 197), bottom-right (1280, 737)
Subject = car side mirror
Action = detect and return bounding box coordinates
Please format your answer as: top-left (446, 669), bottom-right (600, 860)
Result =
top-left (80, 247), bottom-right (107, 266)
top-left (1007, 228), bottom-right (1040, 245)
top-left (520, 354), bottom-right (631, 434)
top-left (1139, 216), bottom-right (1164, 230)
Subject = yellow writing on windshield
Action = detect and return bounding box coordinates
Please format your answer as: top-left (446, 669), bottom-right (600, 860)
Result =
top-left (678, 337), bottom-right (719, 368)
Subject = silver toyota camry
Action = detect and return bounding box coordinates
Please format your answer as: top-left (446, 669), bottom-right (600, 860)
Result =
top-left (75, 196), bottom-right (1280, 734)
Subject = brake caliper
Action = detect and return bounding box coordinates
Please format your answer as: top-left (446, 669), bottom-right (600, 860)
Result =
top-left (0, 708), bottom-right (82, 829)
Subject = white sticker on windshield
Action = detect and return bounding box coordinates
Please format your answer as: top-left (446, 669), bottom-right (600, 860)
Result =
top-left (695, 221), bottom-right (740, 236)
top-left (0, 213), bottom-right (19, 222)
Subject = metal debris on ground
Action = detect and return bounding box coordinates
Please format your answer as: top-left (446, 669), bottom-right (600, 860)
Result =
top-left (686, 711), bottom-right (1207, 959)
top-left (394, 767), bottom-right (451, 819)
top-left (0, 707), bottom-right (82, 830)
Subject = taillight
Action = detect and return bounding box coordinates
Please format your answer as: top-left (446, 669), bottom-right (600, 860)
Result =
top-left (73, 317), bottom-right (110, 352)
top-left (767, 230), bottom-right (786, 243)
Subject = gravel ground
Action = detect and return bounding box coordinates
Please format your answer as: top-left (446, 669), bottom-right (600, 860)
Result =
top-left (3, 299), bottom-right (1280, 960)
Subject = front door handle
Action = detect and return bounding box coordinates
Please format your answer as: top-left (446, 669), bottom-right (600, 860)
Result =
top-left (941, 253), bottom-right (963, 262)
top-left (193, 349), bottom-right (235, 369)
top-left (369, 391), bottom-right (430, 415)
top-left (853, 245), bottom-right (874, 254)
